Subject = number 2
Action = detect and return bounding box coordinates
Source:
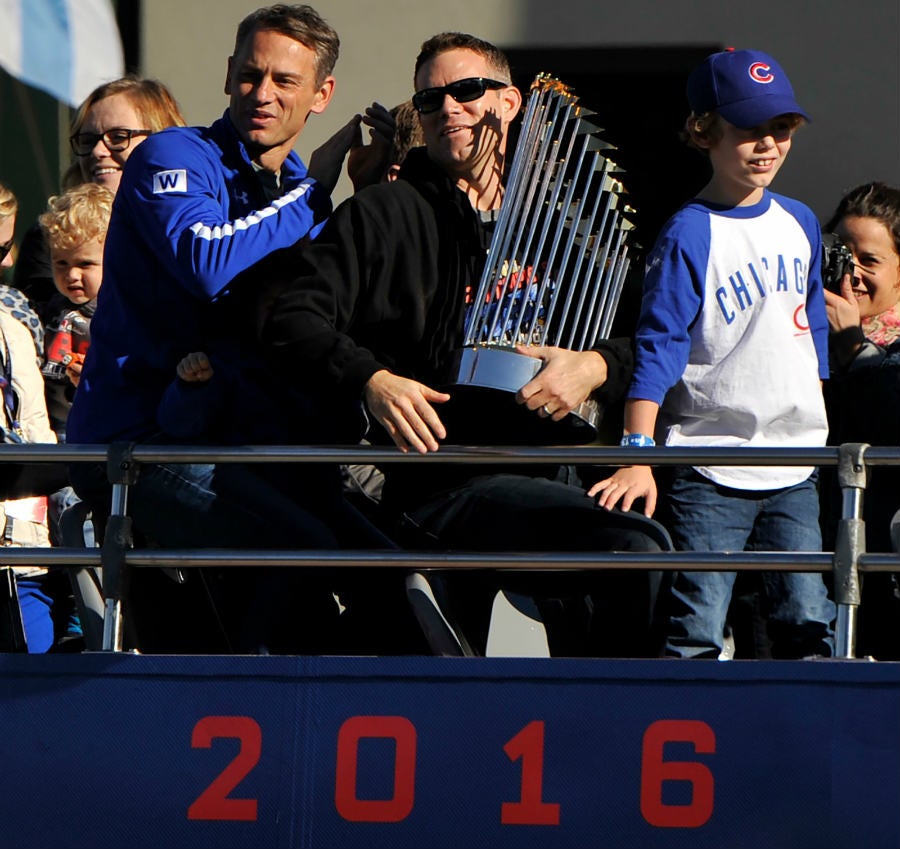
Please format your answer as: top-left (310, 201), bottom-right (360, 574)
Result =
top-left (188, 716), bottom-right (261, 822)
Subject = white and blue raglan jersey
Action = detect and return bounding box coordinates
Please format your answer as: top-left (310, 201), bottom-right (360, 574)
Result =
top-left (629, 190), bottom-right (828, 489)
top-left (68, 111), bottom-right (331, 443)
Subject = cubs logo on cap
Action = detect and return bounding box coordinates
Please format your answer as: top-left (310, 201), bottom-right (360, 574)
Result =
top-left (686, 48), bottom-right (810, 129)
top-left (748, 62), bottom-right (774, 84)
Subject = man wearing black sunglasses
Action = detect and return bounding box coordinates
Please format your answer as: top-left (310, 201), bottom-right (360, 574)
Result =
top-left (254, 32), bottom-right (670, 657)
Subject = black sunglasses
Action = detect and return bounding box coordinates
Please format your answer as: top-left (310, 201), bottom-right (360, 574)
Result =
top-left (0, 238), bottom-right (13, 264)
top-left (412, 77), bottom-right (508, 114)
top-left (69, 127), bottom-right (152, 156)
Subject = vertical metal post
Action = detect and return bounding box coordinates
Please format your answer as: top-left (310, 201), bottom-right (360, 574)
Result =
top-left (101, 442), bottom-right (138, 652)
top-left (833, 442), bottom-right (868, 658)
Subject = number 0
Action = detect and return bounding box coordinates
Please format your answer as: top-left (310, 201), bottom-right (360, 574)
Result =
top-left (335, 716), bottom-right (416, 823)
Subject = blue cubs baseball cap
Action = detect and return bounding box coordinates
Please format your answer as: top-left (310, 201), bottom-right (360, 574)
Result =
top-left (686, 48), bottom-right (810, 129)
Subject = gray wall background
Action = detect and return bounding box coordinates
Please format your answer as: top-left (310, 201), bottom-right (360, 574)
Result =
top-left (139, 0), bottom-right (897, 219)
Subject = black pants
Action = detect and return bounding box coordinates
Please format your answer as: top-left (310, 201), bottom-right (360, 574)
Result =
top-left (70, 458), bottom-right (415, 655)
top-left (394, 473), bottom-right (672, 657)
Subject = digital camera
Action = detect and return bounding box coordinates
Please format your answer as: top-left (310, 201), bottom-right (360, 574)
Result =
top-left (821, 232), bottom-right (854, 292)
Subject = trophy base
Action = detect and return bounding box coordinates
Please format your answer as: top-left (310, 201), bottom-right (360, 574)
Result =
top-left (445, 346), bottom-right (600, 444)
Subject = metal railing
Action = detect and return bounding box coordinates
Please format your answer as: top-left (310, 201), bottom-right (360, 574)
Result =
top-left (2, 441), bottom-right (897, 658)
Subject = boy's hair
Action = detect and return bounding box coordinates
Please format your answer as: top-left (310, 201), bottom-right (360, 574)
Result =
top-left (389, 99), bottom-right (424, 167)
top-left (414, 32), bottom-right (511, 84)
top-left (69, 76), bottom-right (186, 140)
top-left (0, 182), bottom-right (17, 223)
top-left (233, 4), bottom-right (339, 85)
top-left (825, 182), bottom-right (900, 259)
top-left (681, 111), bottom-right (804, 153)
top-left (681, 112), bottom-right (724, 151)
top-left (39, 183), bottom-right (115, 252)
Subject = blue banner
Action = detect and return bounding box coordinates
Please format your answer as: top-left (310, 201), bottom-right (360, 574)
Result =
top-left (0, 655), bottom-right (896, 848)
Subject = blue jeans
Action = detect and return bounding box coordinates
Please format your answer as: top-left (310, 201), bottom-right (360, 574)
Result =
top-left (70, 461), bottom-right (349, 550)
top-left (70, 459), bottom-right (396, 653)
top-left (48, 433), bottom-right (94, 549)
top-left (663, 469), bottom-right (835, 659)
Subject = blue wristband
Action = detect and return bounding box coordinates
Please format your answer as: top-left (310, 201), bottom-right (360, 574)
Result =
top-left (620, 433), bottom-right (655, 447)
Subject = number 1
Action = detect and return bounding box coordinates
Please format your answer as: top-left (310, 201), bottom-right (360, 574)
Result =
top-left (501, 720), bottom-right (561, 825)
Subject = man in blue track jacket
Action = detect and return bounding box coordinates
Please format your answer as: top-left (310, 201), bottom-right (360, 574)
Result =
top-left (70, 4), bottom-right (391, 446)
top-left (67, 5), bottom-right (398, 653)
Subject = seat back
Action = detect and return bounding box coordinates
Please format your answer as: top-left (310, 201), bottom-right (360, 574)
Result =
top-left (405, 572), bottom-right (470, 656)
top-left (59, 501), bottom-right (104, 651)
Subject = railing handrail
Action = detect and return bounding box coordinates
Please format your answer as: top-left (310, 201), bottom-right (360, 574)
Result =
top-left (0, 547), bottom-right (839, 569)
top-left (4, 548), bottom-right (900, 572)
top-left (0, 440), bottom-right (889, 657)
top-left (5, 440), bottom-right (900, 466)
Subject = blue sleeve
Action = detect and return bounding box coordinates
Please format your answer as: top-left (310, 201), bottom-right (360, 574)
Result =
top-left (775, 194), bottom-right (829, 379)
top-left (156, 374), bottom-right (229, 440)
top-left (117, 129), bottom-right (331, 300)
top-left (628, 210), bottom-right (708, 404)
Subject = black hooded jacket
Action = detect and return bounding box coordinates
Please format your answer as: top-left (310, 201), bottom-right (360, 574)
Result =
top-left (262, 148), bottom-right (488, 395)
top-left (259, 147), bottom-right (634, 507)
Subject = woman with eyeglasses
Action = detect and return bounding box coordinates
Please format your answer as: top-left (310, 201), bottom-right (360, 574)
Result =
top-left (13, 76), bottom-right (186, 314)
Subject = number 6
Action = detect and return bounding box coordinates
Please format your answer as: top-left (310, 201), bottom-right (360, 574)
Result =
top-left (640, 719), bottom-right (715, 828)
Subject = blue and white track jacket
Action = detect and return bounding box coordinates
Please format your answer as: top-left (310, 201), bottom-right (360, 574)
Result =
top-left (68, 111), bottom-right (330, 443)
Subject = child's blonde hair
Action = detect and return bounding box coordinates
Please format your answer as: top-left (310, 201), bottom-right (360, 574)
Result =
top-left (39, 183), bottom-right (114, 252)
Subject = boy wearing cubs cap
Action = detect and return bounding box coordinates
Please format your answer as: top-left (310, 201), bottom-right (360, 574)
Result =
top-left (591, 49), bottom-right (835, 659)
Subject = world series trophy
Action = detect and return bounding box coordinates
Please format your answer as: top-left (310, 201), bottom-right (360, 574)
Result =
top-left (449, 74), bottom-right (636, 443)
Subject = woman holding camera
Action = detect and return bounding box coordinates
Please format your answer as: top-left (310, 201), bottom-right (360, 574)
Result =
top-left (823, 182), bottom-right (900, 367)
top-left (820, 181), bottom-right (900, 657)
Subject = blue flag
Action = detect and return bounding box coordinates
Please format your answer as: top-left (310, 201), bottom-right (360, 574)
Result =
top-left (0, 0), bottom-right (124, 107)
